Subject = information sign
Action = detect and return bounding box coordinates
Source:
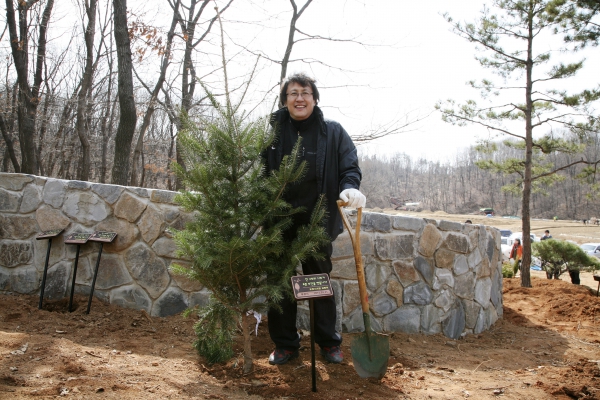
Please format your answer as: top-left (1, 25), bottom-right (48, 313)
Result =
top-left (89, 231), bottom-right (117, 243)
top-left (64, 232), bottom-right (92, 244)
top-left (291, 273), bottom-right (333, 300)
top-left (37, 229), bottom-right (64, 240)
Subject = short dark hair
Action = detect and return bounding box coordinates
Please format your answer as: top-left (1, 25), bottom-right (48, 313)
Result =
top-left (280, 72), bottom-right (320, 106)
top-left (545, 230), bottom-right (550, 233)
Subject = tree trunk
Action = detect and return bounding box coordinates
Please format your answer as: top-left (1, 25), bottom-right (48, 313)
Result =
top-left (0, 114), bottom-right (20, 172)
top-left (111, 0), bottom-right (137, 185)
top-left (241, 311), bottom-right (253, 374)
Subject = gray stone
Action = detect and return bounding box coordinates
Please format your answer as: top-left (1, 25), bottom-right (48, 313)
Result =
top-left (386, 279), bottom-right (403, 306)
top-left (63, 192), bottom-right (110, 225)
top-left (468, 250), bottom-right (482, 271)
top-left (490, 268), bottom-right (502, 308)
top-left (0, 214), bottom-right (38, 239)
top-left (93, 253), bottom-right (132, 290)
top-left (418, 224), bottom-right (441, 257)
top-left (462, 299), bottom-right (482, 329)
top-left (343, 308), bottom-right (382, 333)
top-left (189, 289), bottom-right (211, 308)
top-left (442, 302), bottom-right (466, 339)
top-left (169, 261), bottom-right (203, 292)
top-left (434, 248), bottom-right (455, 269)
top-left (474, 307), bottom-right (486, 334)
top-left (438, 220), bottom-right (463, 232)
top-left (42, 179), bottom-right (67, 208)
top-left (0, 173), bottom-right (33, 190)
top-left (20, 184), bottom-right (41, 213)
top-left (126, 187), bottom-right (149, 198)
top-left (152, 286), bottom-right (188, 316)
top-left (453, 254), bottom-right (469, 276)
top-left (375, 234), bottom-right (414, 260)
top-left (110, 284), bottom-right (152, 312)
top-left (486, 235), bottom-right (495, 262)
top-left (74, 257), bottom-right (93, 286)
top-left (474, 277), bottom-right (492, 308)
top-left (383, 306), bottom-right (421, 333)
top-left (369, 291), bottom-right (396, 316)
top-left (393, 259), bottom-right (420, 287)
top-left (365, 213), bottom-right (392, 233)
top-left (0, 240), bottom-right (33, 268)
top-left (403, 281), bottom-right (433, 305)
top-left (434, 289), bottom-right (455, 312)
top-left (42, 261), bottom-right (71, 299)
top-left (10, 266), bottom-right (39, 294)
top-left (342, 281), bottom-right (360, 315)
top-left (392, 216), bottom-right (425, 232)
top-left (162, 206), bottom-right (181, 223)
top-left (365, 262), bottom-right (392, 292)
top-left (421, 304), bottom-right (442, 334)
top-left (476, 256), bottom-right (491, 278)
top-left (96, 217), bottom-right (139, 252)
top-left (0, 188), bottom-right (21, 212)
top-left (443, 233), bottom-right (469, 254)
top-left (454, 272), bottom-right (475, 300)
top-left (169, 211), bottom-right (196, 231)
top-left (91, 183), bottom-right (124, 204)
top-left (35, 206), bottom-right (70, 231)
top-left (413, 256), bottom-right (434, 285)
top-left (331, 279), bottom-right (343, 333)
top-left (468, 228), bottom-right (479, 252)
top-left (331, 256), bottom-right (365, 279)
top-left (124, 243), bottom-right (169, 299)
top-left (0, 266), bottom-right (9, 290)
top-left (114, 193), bottom-right (147, 222)
top-left (433, 268), bottom-right (454, 290)
top-left (151, 189), bottom-right (178, 204)
top-left (485, 305), bottom-right (499, 329)
top-left (139, 206), bottom-right (165, 245)
top-left (67, 180), bottom-right (91, 190)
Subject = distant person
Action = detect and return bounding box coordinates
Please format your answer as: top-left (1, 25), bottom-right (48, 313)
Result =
top-left (541, 230), bottom-right (552, 240)
top-left (465, 220), bottom-right (472, 224)
top-left (553, 216), bottom-right (558, 222)
top-left (509, 238), bottom-right (523, 277)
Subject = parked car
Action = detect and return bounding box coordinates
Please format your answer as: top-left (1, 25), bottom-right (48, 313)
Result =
top-left (501, 233), bottom-right (542, 267)
top-left (499, 229), bottom-right (512, 238)
top-left (580, 243), bottom-right (600, 259)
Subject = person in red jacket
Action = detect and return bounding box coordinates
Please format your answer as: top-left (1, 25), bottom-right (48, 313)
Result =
top-left (509, 238), bottom-right (523, 277)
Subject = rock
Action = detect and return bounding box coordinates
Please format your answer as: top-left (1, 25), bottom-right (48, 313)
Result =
top-left (162, 206), bottom-right (180, 223)
top-left (19, 184), bottom-right (41, 213)
top-left (0, 240), bottom-right (33, 268)
top-left (189, 289), bottom-right (211, 308)
top-left (490, 268), bottom-right (502, 308)
top-left (63, 192), bottom-right (110, 225)
top-left (168, 261), bottom-right (203, 292)
top-left (462, 299), bottom-right (482, 330)
top-left (486, 235), bottom-right (496, 262)
top-left (0, 214), bottom-right (38, 240)
top-left (434, 248), bottom-right (455, 269)
top-left (331, 232), bottom-right (353, 259)
top-left (438, 220), bottom-right (462, 231)
top-left (418, 224), bottom-right (442, 257)
top-left (0, 173), bottom-right (33, 190)
top-left (474, 277), bottom-right (492, 308)
top-left (393, 259), bottom-right (421, 287)
top-left (91, 183), bottom-right (124, 204)
top-left (474, 307), bottom-right (486, 334)
top-left (9, 265), bottom-right (39, 294)
top-left (124, 244), bottom-right (169, 299)
top-left (421, 304), bottom-right (441, 334)
top-left (485, 304), bottom-right (499, 329)
top-left (95, 217), bottom-right (138, 252)
top-left (442, 302), bottom-right (466, 339)
top-left (36, 205), bottom-right (71, 232)
top-left (0, 267), bottom-right (10, 290)
top-left (365, 262), bottom-right (392, 292)
top-left (343, 308), bottom-right (382, 333)
top-left (453, 254), bottom-right (469, 276)
top-left (110, 284), bottom-right (152, 312)
top-left (386, 279), bottom-right (404, 306)
top-left (42, 179), bottom-right (67, 208)
top-left (151, 286), bottom-right (187, 317)
top-left (331, 256), bottom-right (366, 280)
top-left (443, 233), bottom-right (469, 254)
top-left (369, 291), bottom-right (396, 316)
top-left (454, 272), bottom-right (475, 300)
top-left (150, 190), bottom-right (177, 204)
top-left (364, 212), bottom-right (392, 233)
top-left (413, 256), bottom-right (434, 285)
top-left (342, 281), bottom-right (360, 315)
top-left (0, 188), bottom-right (21, 212)
top-left (126, 187), bottom-right (149, 198)
top-left (43, 261), bottom-right (71, 299)
top-left (433, 268), bottom-right (454, 290)
top-left (467, 250), bottom-right (482, 271)
top-left (138, 206), bottom-right (165, 245)
top-left (434, 289), bottom-right (455, 312)
top-left (93, 253), bottom-right (133, 290)
top-left (383, 306), bottom-right (421, 333)
top-left (114, 193), bottom-right (147, 223)
top-left (392, 216), bottom-right (425, 232)
top-left (403, 281), bottom-right (433, 305)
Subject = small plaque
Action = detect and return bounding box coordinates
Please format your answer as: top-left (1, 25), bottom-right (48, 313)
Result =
top-left (291, 273), bottom-right (334, 300)
top-left (37, 228), bottom-right (64, 240)
top-left (89, 231), bottom-right (118, 243)
top-left (64, 232), bottom-right (92, 244)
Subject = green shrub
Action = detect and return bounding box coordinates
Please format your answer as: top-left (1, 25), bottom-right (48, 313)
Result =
top-left (502, 262), bottom-right (515, 278)
top-left (192, 301), bottom-right (237, 364)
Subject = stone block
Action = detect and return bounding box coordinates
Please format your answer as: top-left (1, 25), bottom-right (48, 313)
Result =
top-left (331, 256), bottom-right (364, 279)
top-left (434, 248), bottom-right (455, 269)
top-left (93, 253), bottom-right (132, 290)
top-left (42, 261), bottom-right (70, 299)
top-left (474, 307), bottom-right (486, 334)
top-left (421, 304), bottom-right (441, 334)
top-left (442, 302), bottom-right (466, 339)
top-left (434, 289), bottom-right (455, 312)
top-left (34, 237), bottom-right (66, 270)
top-left (490, 268), bottom-right (502, 308)
top-left (68, 180), bottom-right (91, 190)
top-left (162, 206), bottom-right (181, 223)
top-left (114, 192), bottom-right (147, 222)
top-left (433, 268), bottom-right (454, 290)
top-left (151, 189), bottom-right (177, 204)
top-left (0, 214), bottom-right (38, 239)
top-left (413, 256), bottom-right (434, 285)
top-left (0, 188), bottom-right (21, 212)
top-left (152, 286), bottom-right (188, 316)
top-left (139, 206), bottom-right (165, 245)
top-left (20, 184), bottom-right (41, 213)
top-left (63, 192), bottom-right (110, 225)
top-left (386, 279), bottom-right (403, 306)
top-left (42, 179), bottom-right (67, 208)
top-left (0, 266), bottom-right (9, 290)
top-left (418, 224), bottom-right (441, 257)
top-left (365, 262), bottom-right (392, 292)
top-left (443, 233), bottom-right (469, 254)
top-left (403, 281), bottom-right (433, 305)
top-left (392, 215), bottom-right (425, 232)
top-left (169, 261), bottom-right (203, 292)
top-left (474, 277), bottom-right (492, 308)
top-left (375, 234), bottom-right (414, 260)
top-left (453, 254), bottom-right (469, 276)
top-left (486, 235), bottom-right (495, 262)
top-left (342, 280), bottom-right (361, 315)
top-left (485, 305), bottom-right (499, 329)
top-left (438, 220), bottom-right (462, 232)
top-left (332, 232), bottom-right (353, 259)
top-left (476, 256), bottom-right (491, 278)
top-left (189, 289), bottom-right (211, 308)
top-left (96, 217), bottom-right (139, 252)
top-left (0, 240), bottom-right (33, 268)
top-left (468, 228), bottom-right (479, 252)
top-left (10, 265), bottom-right (39, 294)
top-left (74, 257), bottom-right (92, 286)
top-left (91, 183), bottom-right (124, 204)
top-left (462, 299), bottom-right (482, 330)
top-left (454, 272), bottom-right (475, 300)
top-left (369, 291), bottom-right (396, 316)
top-left (343, 308), bottom-right (382, 333)
top-left (467, 249), bottom-right (482, 271)
top-left (0, 173), bottom-right (33, 190)
top-left (393, 259), bottom-right (420, 287)
top-left (110, 284), bottom-right (152, 312)
top-left (365, 212), bottom-right (392, 233)
top-left (126, 187), bottom-right (149, 198)
top-left (383, 306), bottom-right (421, 333)
top-left (124, 243), bottom-right (169, 299)
top-left (169, 211), bottom-right (195, 231)
top-left (36, 205), bottom-right (70, 231)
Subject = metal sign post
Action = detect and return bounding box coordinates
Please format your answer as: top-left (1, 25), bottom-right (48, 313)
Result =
top-left (86, 231), bottom-right (117, 314)
top-left (36, 229), bottom-right (64, 309)
top-left (291, 273), bottom-right (334, 393)
top-left (64, 232), bottom-right (92, 312)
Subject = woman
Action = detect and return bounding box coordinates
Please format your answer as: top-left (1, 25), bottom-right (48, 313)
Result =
top-left (509, 238), bottom-right (523, 277)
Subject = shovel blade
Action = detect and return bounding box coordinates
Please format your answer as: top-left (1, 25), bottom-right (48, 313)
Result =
top-left (351, 333), bottom-right (389, 379)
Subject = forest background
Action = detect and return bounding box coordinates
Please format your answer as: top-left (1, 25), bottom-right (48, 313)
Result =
top-left (1, 0), bottom-right (599, 220)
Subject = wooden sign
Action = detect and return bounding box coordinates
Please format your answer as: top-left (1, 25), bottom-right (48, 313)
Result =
top-left (291, 273), bottom-right (334, 300)
top-left (89, 231), bottom-right (117, 243)
top-left (64, 232), bottom-right (92, 244)
top-left (37, 228), bottom-right (64, 240)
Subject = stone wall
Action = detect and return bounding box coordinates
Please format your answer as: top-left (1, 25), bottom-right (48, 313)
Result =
top-left (0, 173), bottom-right (502, 338)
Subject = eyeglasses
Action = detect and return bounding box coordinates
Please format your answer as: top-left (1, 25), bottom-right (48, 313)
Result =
top-left (287, 91), bottom-right (313, 99)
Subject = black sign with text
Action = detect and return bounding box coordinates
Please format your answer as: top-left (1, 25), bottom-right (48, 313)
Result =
top-left (64, 232), bottom-right (92, 244)
top-left (291, 274), bottom-right (333, 300)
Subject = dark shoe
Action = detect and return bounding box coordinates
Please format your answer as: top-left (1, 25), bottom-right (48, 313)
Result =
top-left (268, 349), bottom-right (299, 365)
top-left (320, 346), bottom-right (343, 364)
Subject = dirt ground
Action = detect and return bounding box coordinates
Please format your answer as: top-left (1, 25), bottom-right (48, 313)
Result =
top-left (2, 210), bottom-right (600, 399)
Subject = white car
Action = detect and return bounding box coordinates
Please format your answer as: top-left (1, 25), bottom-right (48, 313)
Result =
top-left (580, 243), bottom-right (600, 259)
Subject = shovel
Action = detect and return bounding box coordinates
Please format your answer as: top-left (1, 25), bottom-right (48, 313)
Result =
top-left (337, 201), bottom-right (389, 379)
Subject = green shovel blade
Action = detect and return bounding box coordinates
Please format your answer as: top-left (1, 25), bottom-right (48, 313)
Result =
top-left (350, 332), bottom-right (390, 379)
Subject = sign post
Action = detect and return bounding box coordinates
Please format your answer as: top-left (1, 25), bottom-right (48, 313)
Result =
top-left (64, 232), bottom-right (92, 312)
top-left (86, 231), bottom-right (117, 314)
top-left (291, 273), bottom-right (334, 393)
top-left (36, 229), bottom-right (64, 309)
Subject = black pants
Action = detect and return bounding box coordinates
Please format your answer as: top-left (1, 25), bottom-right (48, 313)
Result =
top-left (267, 241), bottom-right (341, 351)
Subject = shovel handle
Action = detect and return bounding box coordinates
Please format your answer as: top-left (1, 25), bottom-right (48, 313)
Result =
top-left (337, 201), bottom-right (369, 314)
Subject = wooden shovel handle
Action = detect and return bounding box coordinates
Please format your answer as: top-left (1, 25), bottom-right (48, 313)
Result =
top-left (337, 201), bottom-right (369, 314)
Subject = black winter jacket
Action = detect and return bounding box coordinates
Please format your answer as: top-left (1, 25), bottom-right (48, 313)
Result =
top-left (264, 106), bottom-right (361, 241)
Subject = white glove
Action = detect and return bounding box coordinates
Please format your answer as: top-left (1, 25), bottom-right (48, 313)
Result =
top-left (339, 188), bottom-right (366, 208)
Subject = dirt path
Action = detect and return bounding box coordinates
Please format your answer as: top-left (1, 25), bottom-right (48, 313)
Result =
top-left (2, 276), bottom-right (600, 399)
